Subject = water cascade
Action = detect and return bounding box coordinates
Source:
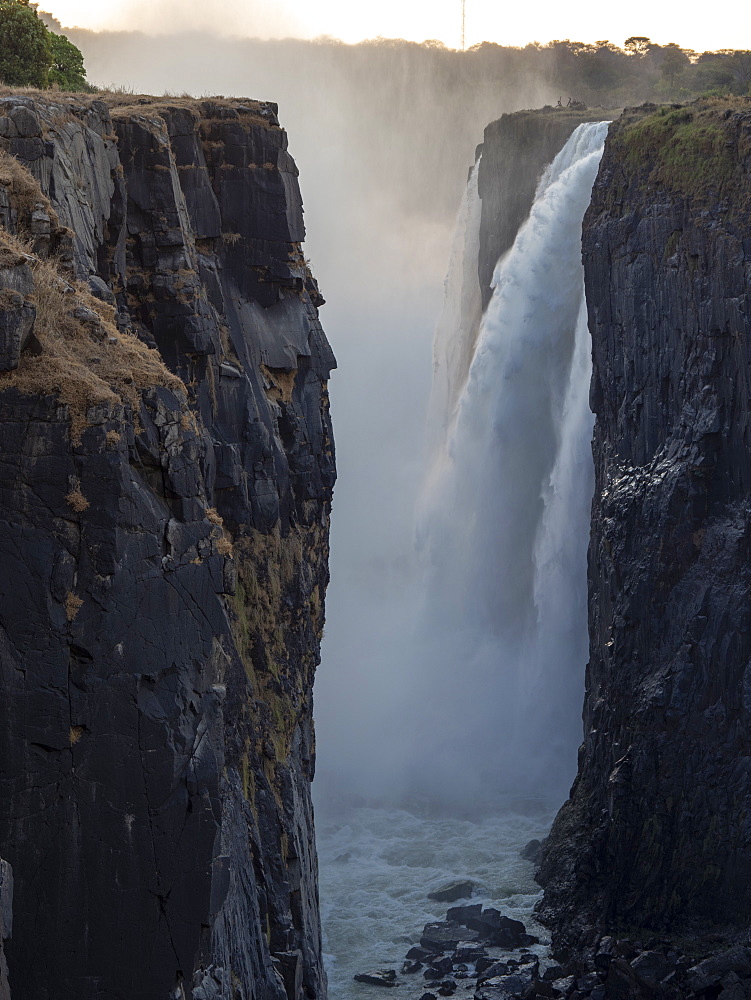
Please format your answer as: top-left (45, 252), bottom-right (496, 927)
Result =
top-left (412, 121), bottom-right (611, 805)
top-left (318, 122), bottom-right (610, 996)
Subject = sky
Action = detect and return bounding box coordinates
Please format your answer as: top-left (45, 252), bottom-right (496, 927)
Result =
top-left (41, 0), bottom-right (751, 52)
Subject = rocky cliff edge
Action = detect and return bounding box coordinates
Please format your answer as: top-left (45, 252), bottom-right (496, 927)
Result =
top-left (538, 98), bottom-right (751, 965)
top-left (0, 91), bottom-right (335, 1000)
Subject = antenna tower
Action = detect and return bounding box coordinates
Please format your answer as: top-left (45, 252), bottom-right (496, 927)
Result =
top-left (461, 0), bottom-right (466, 50)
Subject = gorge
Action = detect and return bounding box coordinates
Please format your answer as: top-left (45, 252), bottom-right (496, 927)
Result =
top-left (0, 31), bottom-right (750, 1000)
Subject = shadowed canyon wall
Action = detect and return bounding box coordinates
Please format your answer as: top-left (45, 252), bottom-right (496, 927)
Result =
top-left (0, 92), bottom-right (333, 1000)
top-left (538, 99), bottom-right (751, 953)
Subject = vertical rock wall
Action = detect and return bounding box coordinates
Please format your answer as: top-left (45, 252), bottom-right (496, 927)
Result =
top-left (537, 100), bottom-right (751, 952)
top-left (0, 93), bottom-right (334, 1000)
top-left (476, 107), bottom-right (613, 309)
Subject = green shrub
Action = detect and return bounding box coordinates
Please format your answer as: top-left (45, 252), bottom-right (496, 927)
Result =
top-left (48, 31), bottom-right (89, 91)
top-left (0, 0), bottom-right (90, 91)
top-left (0, 0), bottom-right (51, 87)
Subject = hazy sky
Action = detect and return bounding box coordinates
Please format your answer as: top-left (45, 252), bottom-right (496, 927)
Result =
top-left (43, 0), bottom-right (749, 52)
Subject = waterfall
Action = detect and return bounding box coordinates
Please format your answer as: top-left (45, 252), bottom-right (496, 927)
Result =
top-left (411, 121), bottom-right (610, 806)
top-left (427, 158), bottom-right (484, 455)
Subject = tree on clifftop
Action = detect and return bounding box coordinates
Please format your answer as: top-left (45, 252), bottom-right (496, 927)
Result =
top-left (47, 30), bottom-right (88, 90)
top-left (0, 0), bottom-right (52, 87)
top-left (0, 0), bottom-right (90, 91)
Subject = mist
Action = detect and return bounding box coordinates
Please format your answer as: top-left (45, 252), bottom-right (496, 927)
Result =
top-left (64, 26), bottom-right (580, 814)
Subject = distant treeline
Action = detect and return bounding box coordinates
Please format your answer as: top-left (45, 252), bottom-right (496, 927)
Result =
top-left (66, 29), bottom-right (751, 228)
top-left (296, 34), bottom-right (751, 107)
top-left (460, 36), bottom-right (751, 103)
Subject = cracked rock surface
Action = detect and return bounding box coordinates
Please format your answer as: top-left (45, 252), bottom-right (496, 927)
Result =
top-left (537, 101), bottom-right (751, 954)
top-left (0, 93), bottom-right (334, 1000)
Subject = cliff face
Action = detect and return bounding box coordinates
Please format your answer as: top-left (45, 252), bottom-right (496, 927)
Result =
top-left (0, 93), bottom-right (334, 1000)
top-left (537, 100), bottom-right (751, 953)
top-left (476, 107), bottom-right (613, 309)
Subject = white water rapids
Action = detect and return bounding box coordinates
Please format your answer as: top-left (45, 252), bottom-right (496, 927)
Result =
top-left (317, 121), bottom-right (610, 997)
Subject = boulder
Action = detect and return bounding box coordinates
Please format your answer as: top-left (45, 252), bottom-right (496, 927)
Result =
top-left (448, 903), bottom-right (483, 925)
top-left (687, 947), bottom-right (751, 993)
top-left (421, 922), bottom-right (481, 952)
top-left (630, 951), bottom-right (675, 988)
top-left (467, 909), bottom-right (538, 949)
top-left (424, 957), bottom-right (453, 978)
top-left (453, 941), bottom-right (487, 962)
top-left (604, 959), bottom-right (652, 999)
top-left (402, 960), bottom-right (422, 974)
top-left (429, 880), bottom-right (480, 903)
top-left (477, 962), bottom-right (512, 983)
top-left (407, 946), bottom-right (435, 963)
top-left (474, 972), bottom-right (531, 998)
top-left (354, 970), bottom-right (399, 987)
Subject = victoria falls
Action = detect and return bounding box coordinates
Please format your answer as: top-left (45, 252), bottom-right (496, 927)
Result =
top-left (0, 3), bottom-right (750, 999)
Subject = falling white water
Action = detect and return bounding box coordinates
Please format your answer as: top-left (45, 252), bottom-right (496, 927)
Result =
top-left (427, 158), bottom-right (484, 456)
top-left (410, 121), bottom-right (610, 805)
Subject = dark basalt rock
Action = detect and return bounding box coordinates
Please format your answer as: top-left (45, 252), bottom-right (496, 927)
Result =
top-left (466, 909), bottom-right (539, 949)
top-left (421, 922), bottom-right (482, 952)
top-left (521, 839), bottom-right (543, 864)
top-left (0, 861), bottom-right (10, 1000)
top-left (0, 94), bottom-right (335, 1000)
top-left (536, 100), bottom-right (751, 956)
top-left (429, 880), bottom-right (480, 903)
top-left (354, 970), bottom-right (399, 987)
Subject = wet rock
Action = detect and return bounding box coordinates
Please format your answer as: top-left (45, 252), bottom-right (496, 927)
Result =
top-left (477, 962), bottom-right (512, 983)
top-left (542, 966), bottom-right (566, 982)
top-left (403, 960), bottom-right (423, 974)
top-left (422, 922), bottom-right (481, 952)
top-left (474, 972), bottom-right (531, 999)
top-left (354, 970), bottom-right (399, 987)
top-left (575, 971), bottom-right (600, 992)
top-left (467, 909), bottom-right (538, 949)
top-left (687, 947), bottom-right (751, 993)
top-left (630, 951), bottom-right (675, 988)
top-left (526, 981), bottom-right (558, 999)
top-left (454, 941), bottom-right (488, 962)
top-left (594, 939), bottom-right (615, 972)
top-left (429, 880), bottom-right (481, 903)
top-left (448, 904), bottom-right (484, 925)
top-left (420, 994), bottom-right (438, 1000)
top-left (408, 947), bottom-right (436, 963)
top-left (604, 959), bottom-right (651, 999)
top-left (521, 840), bottom-right (543, 863)
top-left (425, 958), bottom-right (454, 979)
top-left (551, 976), bottom-right (575, 995)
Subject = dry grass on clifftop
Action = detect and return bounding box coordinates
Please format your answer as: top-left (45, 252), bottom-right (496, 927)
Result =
top-left (0, 231), bottom-right (185, 444)
top-left (0, 149), bottom-right (58, 229)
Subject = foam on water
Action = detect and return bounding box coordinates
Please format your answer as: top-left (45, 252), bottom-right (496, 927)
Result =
top-left (317, 803), bottom-right (556, 999)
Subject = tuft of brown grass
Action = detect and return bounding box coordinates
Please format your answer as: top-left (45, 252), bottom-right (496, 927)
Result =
top-left (0, 230), bottom-right (186, 444)
top-left (216, 535), bottom-right (234, 557)
top-left (0, 150), bottom-right (58, 230)
top-left (262, 365), bottom-right (297, 404)
top-left (65, 486), bottom-right (89, 512)
top-left (64, 592), bottom-right (83, 620)
top-left (105, 429), bottom-right (121, 447)
top-left (205, 506), bottom-right (223, 527)
top-left (69, 725), bottom-right (85, 745)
